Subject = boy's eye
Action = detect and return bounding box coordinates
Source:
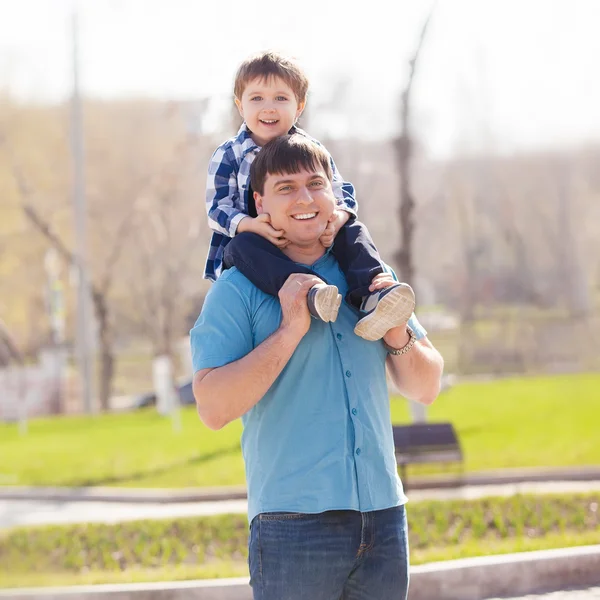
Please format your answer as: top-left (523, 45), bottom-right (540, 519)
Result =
top-left (275, 96), bottom-right (288, 102)
top-left (250, 96), bottom-right (262, 102)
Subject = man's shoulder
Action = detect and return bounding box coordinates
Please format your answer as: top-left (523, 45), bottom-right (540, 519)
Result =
top-left (216, 267), bottom-right (251, 288)
top-left (213, 268), bottom-right (265, 302)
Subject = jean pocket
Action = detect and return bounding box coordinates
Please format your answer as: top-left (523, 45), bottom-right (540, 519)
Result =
top-left (259, 512), bottom-right (312, 521)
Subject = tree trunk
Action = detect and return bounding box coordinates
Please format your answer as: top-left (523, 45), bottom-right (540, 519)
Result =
top-left (394, 6), bottom-right (436, 284)
top-left (92, 289), bottom-right (113, 412)
top-left (395, 133), bottom-right (415, 284)
top-left (393, 5), bottom-right (437, 422)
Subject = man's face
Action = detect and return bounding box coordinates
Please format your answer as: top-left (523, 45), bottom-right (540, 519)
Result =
top-left (235, 77), bottom-right (305, 146)
top-left (255, 167), bottom-right (336, 246)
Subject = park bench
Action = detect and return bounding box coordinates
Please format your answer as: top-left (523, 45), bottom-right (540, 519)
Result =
top-left (392, 422), bottom-right (463, 487)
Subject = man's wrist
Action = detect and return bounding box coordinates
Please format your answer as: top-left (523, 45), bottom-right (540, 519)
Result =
top-left (383, 327), bottom-right (417, 356)
top-left (277, 323), bottom-right (307, 348)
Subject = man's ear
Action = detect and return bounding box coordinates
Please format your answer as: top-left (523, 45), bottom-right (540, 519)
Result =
top-left (254, 191), bottom-right (263, 214)
top-left (234, 97), bottom-right (244, 119)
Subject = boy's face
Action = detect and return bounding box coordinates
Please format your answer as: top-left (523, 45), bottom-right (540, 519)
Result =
top-left (235, 77), bottom-right (305, 147)
top-left (255, 166), bottom-right (335, 247)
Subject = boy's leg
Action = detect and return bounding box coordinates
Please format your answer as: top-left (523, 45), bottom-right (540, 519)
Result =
top-left (248, 511), bottom-right (360, 600)
top-left (224, 233), bottom-right (342, 322)
top-left (332, 220), bottom-right (415, 341)
top-left (331, 219), bottom-right (384, 308)
top-left (341, 505), bottom-right (410, 600)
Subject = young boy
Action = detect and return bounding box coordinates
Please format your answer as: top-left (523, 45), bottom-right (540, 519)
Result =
top-left (204, 51), bottom-right (415, 342)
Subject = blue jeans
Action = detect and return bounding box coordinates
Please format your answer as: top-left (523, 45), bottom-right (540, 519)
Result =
top-left (248, 505), bottom-right (409, 600)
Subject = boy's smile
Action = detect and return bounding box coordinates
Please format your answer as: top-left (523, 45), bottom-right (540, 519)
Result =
top-left (235, 76), bottom-right (305, 147)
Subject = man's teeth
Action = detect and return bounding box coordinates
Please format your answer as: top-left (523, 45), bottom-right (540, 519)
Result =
top-left (292, 213), bottom-right (316, 220)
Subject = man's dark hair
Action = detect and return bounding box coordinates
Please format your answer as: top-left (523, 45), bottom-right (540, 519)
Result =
top-left (250, 134), bottom-right (333, 195)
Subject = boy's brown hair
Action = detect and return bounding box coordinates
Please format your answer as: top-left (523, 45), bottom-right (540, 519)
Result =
top-left (234, 51), bottom-right (309, 103)
top-left (250, 134), bottom-right (333, 195)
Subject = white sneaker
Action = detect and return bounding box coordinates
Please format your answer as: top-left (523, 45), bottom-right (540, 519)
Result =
top-left (354, 283), bottom-right (415, 341)
top-left (307, 284), bottom-right (342, 322)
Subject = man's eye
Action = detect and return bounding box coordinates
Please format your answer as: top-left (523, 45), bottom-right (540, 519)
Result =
top-left (279, 186), bottom-right (291, 192)
top-left (310, 181), bottom-right (324, 187)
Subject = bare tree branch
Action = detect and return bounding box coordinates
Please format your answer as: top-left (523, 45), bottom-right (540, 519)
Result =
top-left (0, 318), bottom-right (23, 365)
top-left (395, 1), bottom-right (438, 284)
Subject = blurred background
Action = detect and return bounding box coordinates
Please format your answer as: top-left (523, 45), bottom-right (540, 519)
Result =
top-left (1, 0), bottom-right (600, 593)
top-left (0, 0), bottom-right (599, 416)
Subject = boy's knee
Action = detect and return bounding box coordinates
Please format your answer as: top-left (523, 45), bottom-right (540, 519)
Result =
top-left (234, 231), bottom-right (264, 245)
top-left (224, 232), bottom-right (266, 266)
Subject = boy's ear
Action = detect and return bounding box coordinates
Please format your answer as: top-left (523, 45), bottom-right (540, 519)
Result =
top-left (234, 97), bottom-right (244, 118)
top-left (254, 191), bottom-right (263, 214)
top-left (295, 100), bottom-right (306, 120)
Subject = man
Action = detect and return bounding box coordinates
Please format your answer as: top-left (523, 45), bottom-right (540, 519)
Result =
top-left (191, 134), bottom-right (444, 600)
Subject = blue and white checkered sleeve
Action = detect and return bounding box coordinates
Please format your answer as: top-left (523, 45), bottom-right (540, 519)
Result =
top-left (206, 147), bottom-right (247, 237)
top-left (329, 155), bottom-right (358, 216)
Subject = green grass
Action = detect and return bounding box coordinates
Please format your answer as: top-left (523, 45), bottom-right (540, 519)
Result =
top-left (1, 373), bottom-right (599, 488)
top-left (407, 372), bottom-right (600, 472)
top-left (1, 493), bottom-right (598, 588)
top-left (0, 409), bottom-right (246, 488)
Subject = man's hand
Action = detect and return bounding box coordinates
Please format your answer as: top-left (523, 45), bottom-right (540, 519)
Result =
top-left (238, 214), bottom-right (289, 248)
top-left (319, 208), bottom-right (350, 248)
top-left (279, 274), bottom-right (324, 339)
top-left (367, 273), bottom-right (412, 349)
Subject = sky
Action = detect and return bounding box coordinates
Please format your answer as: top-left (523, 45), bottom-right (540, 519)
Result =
top-left (1, 0), bottom-right (599, 158)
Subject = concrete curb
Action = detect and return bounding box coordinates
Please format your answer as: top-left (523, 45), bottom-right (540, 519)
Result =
top-left (2, 465), bottom-right (600, 503)
top-left (0, 486), bottom-right (248, 504)
top-left (3, 545), bottom-right (599, 600)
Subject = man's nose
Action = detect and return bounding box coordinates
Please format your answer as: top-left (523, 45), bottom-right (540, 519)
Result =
top-left (296, 187), bottom-right (312, 204)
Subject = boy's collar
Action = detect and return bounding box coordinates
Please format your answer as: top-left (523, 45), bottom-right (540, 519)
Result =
top-left (236, 122), bottom-right (301, 149)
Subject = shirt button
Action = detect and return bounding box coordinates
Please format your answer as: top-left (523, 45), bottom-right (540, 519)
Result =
top-left (356, 448), bottom-right (361, 456)
top-left (351, 408), bottom-right (358, 416)
top-left (336, 333), bottom-right (343, 341)
top-left (346, 370), bottom-right (352, 378)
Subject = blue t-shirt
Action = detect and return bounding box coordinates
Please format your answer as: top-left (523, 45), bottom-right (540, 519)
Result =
top-left (190, 251), bottom-right (427, 523)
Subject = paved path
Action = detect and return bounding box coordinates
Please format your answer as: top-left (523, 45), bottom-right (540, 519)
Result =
top-left (485, 587), bottom-right (600, 599)
top-left (1, 480), bottom-right (599, 529)
top-left (0, 498), bottom-right (248, 529)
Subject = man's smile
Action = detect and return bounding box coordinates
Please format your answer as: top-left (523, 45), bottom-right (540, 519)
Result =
top-left (291, 212), bottom-right (318, 220)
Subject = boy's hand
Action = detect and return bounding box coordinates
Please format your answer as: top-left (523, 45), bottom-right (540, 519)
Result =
top-left (319, 208), bottom-right (350, 248)
top-left (238, 214), bottom-right (289, 248)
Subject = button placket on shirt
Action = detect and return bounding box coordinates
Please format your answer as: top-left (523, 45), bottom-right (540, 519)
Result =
top-left (332, 324), bottom-right (364, 475)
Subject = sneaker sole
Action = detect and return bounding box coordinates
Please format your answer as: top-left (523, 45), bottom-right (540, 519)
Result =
top-left (313, 286), bottom-right (342, 322)
top-left (354, 285), bottom-right (415, 341)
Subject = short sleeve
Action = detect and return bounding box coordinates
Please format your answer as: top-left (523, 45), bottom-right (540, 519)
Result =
top-left (408, 313), bottom-right (427, 341)
top-left (190, 277), bottom-right (254, 373)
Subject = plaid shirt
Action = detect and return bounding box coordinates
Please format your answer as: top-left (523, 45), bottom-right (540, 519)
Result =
top-left (204, 123), bottom-right (358, 281)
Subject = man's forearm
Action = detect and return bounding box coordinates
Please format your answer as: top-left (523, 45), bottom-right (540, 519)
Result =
top-left (194, 326), bottom-right (303, 430)
top-left (386, 337), bottom-right (444, 405)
